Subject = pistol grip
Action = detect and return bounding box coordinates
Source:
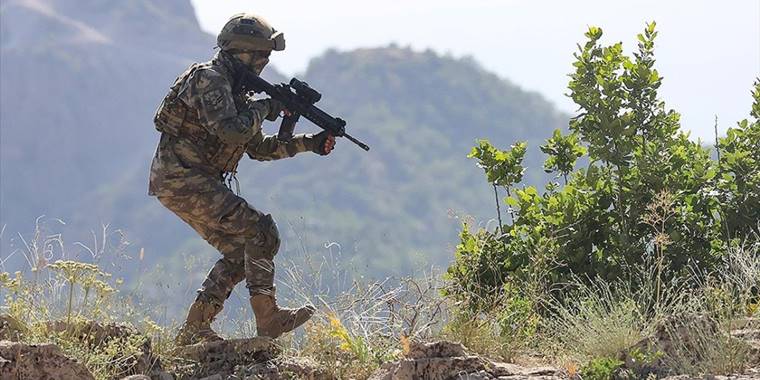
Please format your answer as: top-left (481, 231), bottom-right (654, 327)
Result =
top-left (277, 113), bottom-right (300, 142)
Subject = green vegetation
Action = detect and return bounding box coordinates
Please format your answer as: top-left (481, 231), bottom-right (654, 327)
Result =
top-left (0, 262), bottom-right (171, 380)
top-left (1, 19), bottom-right (758, 380)
top-left (444, 22), bottom-right (760, 376)
top-left (447, 21), bottom-right (759, 298)
top-left (580, 357), bottom-right (624, 380)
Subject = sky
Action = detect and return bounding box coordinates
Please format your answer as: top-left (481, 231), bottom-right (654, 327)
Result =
top-left (190, 0), bottom-right (760, 141)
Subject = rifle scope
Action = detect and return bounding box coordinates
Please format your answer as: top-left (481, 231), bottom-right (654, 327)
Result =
top-left (290, 78), bottom-right (321, 104)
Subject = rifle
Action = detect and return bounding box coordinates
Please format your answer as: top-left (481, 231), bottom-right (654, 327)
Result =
top-left (236, 72), bottom-right (370, 151)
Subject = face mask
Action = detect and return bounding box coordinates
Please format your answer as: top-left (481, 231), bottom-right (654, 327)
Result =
top-left (236, 51), bottom-right (270, 75)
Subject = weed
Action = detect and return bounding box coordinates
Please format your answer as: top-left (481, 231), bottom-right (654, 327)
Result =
top-left (580, 357), bottom-right (624, 380)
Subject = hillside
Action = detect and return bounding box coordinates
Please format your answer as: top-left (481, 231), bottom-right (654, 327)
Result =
top-left (0, 0), bottom-right (568, 299)
top-left (0, 0), bottom-right (209, 225)
top-left (86, 46), bottom-right (568, 291)
top-left (0, 0), bottom-right (282, 262)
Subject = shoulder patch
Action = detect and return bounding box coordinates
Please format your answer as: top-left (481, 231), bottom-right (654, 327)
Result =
top-left (201, 89), bottom-right (226, 111)
top-left (193, 68), bottom-right (227, 90)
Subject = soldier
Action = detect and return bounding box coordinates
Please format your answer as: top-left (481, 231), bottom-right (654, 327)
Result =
top-left (148, 13), bottom-right (335, 345)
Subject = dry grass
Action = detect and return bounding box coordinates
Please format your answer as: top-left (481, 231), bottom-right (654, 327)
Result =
top-left (540, 242), bottom-right (759, 376)
top-left (0, 218), bottom-right (175, 380)
top-left (2, 217), bottom-right (758, 379)
top-left (272, 248), bottom-right (449, 378)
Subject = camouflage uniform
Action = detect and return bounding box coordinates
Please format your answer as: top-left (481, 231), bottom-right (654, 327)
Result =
top-left (149, 51), bottom-right (319, 309)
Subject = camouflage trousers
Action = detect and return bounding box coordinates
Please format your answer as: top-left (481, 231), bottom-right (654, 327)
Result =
top-left (157, 187), bottom-right (280, 307)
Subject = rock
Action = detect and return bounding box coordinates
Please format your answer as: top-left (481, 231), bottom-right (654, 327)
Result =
top-left (0, 315), bottom-right (26, 341)
top-left (406, 341), bottom-right (467, 359)
top-left (369, 340), bottom-right (561, 380)
top-left (392, 356), bottom-right (490, 379)
top-left (174, 337), bottom-right (277, 379)
top-left (237, 357), bottom-right (333, 380)
top-left (492, 362), bottom-right (525, 376)
top-left (492, 362), bottom-right (558, 377)
top-left (240, 361), bottom-right (279, 379)
top-left (175, 337), bottom-right (276, 362)
top-left (43, 319), bottom-right (160, 377)
top-left (278, 357), bottom-right (334, 380)
top-left (121, 375), bottom-right (151, 380)
top-left (461, 370), bottom-right (493, 380)
top-left (0, 340), bottom-right (95, 379)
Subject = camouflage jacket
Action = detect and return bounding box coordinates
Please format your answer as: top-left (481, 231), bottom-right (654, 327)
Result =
top-left (148, 53), bottom-right (317, 197)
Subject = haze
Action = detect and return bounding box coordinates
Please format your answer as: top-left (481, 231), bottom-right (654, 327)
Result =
top-left (190, 0), bottom-right (759, 142)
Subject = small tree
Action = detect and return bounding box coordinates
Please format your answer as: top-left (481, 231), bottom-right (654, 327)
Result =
top-left (446, 22), bottom-right (760, 305)
top-left (467, 140), bottom-right (527, 232)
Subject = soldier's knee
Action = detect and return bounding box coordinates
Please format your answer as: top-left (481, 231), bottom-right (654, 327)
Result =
top-left (198, 256), bottom-right (245, 303)
top-left (224, 256), bottom-right (246, 280)
top-left (249, 214), bottom-right (280, 259)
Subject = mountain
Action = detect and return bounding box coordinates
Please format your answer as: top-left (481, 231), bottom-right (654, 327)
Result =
top-left (0, 0), bottom-right (281, 259)
top-left (0, 1), bottom-right (569, 290)
top-left (0, 0), bottom-right (205, 231)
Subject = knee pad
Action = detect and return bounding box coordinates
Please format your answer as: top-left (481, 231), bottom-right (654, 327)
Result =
top-left (252, 214), bottom-right (280, 259)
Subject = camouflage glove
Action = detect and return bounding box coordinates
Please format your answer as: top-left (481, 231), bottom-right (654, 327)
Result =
top-left (253, 98), bottom-right (285, 121)
top-left (309, 130), bottom-right (335, 156)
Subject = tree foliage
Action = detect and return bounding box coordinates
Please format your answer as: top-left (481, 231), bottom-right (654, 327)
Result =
top-left (446, 22), bottom-right (760, 306)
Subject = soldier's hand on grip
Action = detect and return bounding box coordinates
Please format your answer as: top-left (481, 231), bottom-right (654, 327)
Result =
top-left (254, 98), bottom-right (285, 121)
top-left (311, 130), bottom-right (335, 155)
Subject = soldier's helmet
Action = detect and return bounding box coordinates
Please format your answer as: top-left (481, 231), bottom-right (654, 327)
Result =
top-left (217, 13), bottom-right (285, 52)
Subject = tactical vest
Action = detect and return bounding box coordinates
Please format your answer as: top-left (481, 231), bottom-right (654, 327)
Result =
top-left (153, 62), bottom-right (247, 174)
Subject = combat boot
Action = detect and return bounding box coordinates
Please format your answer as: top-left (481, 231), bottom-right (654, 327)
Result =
top-left (175, 300), bottom-right (224, 346)
top-left (250, 293), bottom-right (315, 338)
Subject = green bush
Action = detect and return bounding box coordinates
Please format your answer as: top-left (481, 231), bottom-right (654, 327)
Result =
top-left (580, 357), bottom-right (624, 380)
top-left (446, 22), bottom-right (760, 303)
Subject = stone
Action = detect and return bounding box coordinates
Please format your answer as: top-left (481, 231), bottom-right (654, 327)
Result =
top-left (492, 362), bottom-right (559, 377)
top-left (173, 337), bottom-right (277, 379)
top-left (241, 360), bottom-right (279, 379)
top-left (491, 362), bottom-right (524, 376)
top-left (369, 340), bottom-right (561, 380)
top-left (406, 341), bottom-right (467, 359)
top-left (0, 340), bottom-right (95, 379)
top-left (175, 337), bottom-right (276, 362)
top-left (235, 357), bottom-right (333, 380)
top-left (390, 357), bottom-right (489, 379)
top-left (278, 357), bottom-right (334, 380)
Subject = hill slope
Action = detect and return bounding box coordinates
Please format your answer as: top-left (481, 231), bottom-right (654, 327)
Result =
top-left (0, 0), bottom-right (568, 287)
top-left (102, 45), bottom-right (569, 279)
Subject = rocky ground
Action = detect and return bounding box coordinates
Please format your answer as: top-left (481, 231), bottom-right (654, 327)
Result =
top-left (0, 315), bottom-right (758, 379)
